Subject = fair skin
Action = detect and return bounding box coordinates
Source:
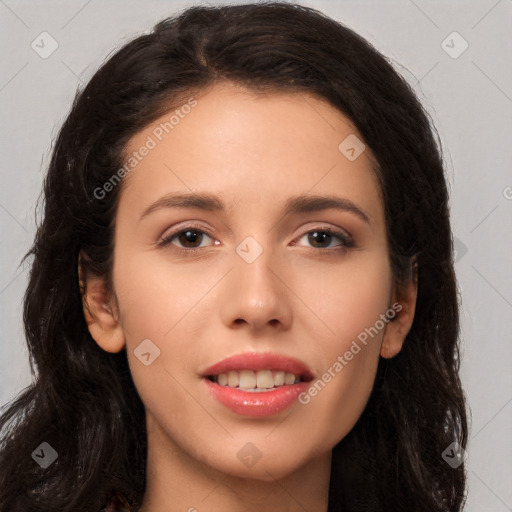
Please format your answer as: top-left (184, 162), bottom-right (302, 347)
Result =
top-left (81, 81), bottom-right (417, 512)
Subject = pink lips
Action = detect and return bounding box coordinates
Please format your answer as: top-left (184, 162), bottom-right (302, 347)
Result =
top-left (201, 352), bottom-right (314, 417)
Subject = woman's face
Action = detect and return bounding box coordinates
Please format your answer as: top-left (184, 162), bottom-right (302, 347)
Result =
top-left (87, 81), bottom-right (411, 480)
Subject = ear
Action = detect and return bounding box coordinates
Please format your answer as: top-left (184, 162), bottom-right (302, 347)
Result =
top-left (380, 259), bottom-right (418, 359)
top-left (78, 252), bottom-right (125, 353)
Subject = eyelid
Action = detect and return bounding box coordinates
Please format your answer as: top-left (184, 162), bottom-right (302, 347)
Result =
top-left (298, 223), bottom-right (352, 239)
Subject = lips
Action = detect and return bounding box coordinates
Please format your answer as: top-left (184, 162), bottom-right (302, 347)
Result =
top-left (200, 352), bottom-right (315, 417)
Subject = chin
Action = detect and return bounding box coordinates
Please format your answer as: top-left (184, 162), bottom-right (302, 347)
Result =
top-left (204, 444), bottom-right (315, 482)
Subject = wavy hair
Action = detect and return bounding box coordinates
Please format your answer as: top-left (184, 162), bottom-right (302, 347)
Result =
top-left (0, 2), bottom-right (468, 511)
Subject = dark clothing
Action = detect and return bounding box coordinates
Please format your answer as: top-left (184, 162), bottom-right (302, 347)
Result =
top-left (99, 491), bottom-right (131, 511)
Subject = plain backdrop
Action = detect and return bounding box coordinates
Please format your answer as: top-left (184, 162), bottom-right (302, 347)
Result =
top-left (1, 1), bottom-right (511, 510)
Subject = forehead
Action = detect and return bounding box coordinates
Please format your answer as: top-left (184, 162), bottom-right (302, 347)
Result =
top-left (119, 82), bottom-right (383, 224)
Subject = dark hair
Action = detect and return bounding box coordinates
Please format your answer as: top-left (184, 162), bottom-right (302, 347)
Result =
top-left (0, 2), bottom-right (468, 511)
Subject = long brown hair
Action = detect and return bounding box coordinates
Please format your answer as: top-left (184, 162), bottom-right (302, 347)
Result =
top-left (0, 3), bottom-right (467, 511)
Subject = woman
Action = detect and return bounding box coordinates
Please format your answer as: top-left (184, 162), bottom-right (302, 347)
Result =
top-left (0, 2), bottom-right (468, 511)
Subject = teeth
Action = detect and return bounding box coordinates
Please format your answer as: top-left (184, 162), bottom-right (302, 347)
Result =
top-left (212, 370), bottom-right (301, 390)
top-left (274, 371), bottom-right (285, 386)
top-left (256, 370), bottom-right (274, 389)
top-left (228, 370), bottom-right (239, 387)
top-left (239, 370), bottom-right (256, 390)
top-left (284, 372), bottom-right (296, 385)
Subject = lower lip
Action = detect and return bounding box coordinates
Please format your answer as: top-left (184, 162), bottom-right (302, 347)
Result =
top-left (203, 378), bottom-right (310, 417)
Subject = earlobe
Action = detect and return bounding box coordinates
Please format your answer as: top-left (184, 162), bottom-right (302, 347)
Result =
top-left (79, 253), bottom-right (125, 353)
top-left (380, 260), bottom-right (418, 359)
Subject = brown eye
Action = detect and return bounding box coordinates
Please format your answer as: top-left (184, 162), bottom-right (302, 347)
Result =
top-left (175, 229), bottom-right (205, 248)
top-left (159, 225), bottom-right (215, 250)
top-left (308, 230), bottom-right (333, 248)
top-left (295, 228), bottom-right (354, 251)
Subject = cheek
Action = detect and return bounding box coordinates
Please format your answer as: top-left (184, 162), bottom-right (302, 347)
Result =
top-left (111, 249), bottom-right (204, 340)
top-left (292, 255), bottom-right (391, 442)
top-left (111, 250), bottom-right (216, 409)
top-left (294, 252), bottom-right (392, 351)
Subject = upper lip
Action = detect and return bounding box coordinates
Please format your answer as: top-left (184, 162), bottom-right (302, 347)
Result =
top-left (201, 352), bottom-right (315, 381)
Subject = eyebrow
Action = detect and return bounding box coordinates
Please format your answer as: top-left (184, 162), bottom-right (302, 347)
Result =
top-left (139, 192), bottom-right (371, 224)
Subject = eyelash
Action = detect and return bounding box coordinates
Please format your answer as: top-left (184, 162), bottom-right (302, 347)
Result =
top-left (158, 223), bottom-right (355, 255)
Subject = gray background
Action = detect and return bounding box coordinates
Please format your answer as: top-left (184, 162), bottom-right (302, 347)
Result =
top-left (1, 0), bottom-right (511, 510)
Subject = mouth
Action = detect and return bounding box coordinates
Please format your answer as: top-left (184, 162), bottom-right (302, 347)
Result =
top-left (200, 352), bottom-right (314, 416)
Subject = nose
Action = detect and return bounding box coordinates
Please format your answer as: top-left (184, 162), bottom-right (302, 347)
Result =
top-left (218, 247), bottom-right (292, 333)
